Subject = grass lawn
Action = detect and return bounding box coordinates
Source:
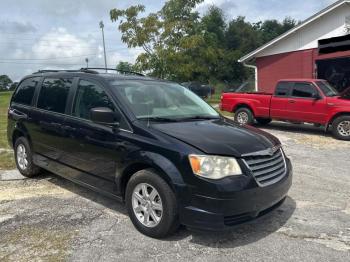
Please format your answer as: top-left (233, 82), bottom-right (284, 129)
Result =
top-left (0, 91), bottom-right (15, 170)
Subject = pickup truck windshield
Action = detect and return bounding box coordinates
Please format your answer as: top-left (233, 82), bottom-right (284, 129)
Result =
top-left (109, 80), bottom-right (219, 120)
top-left (317, 81), bottom-right (339, 97)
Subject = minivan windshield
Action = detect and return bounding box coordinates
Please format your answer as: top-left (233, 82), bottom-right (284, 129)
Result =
top-left (109, 80), bottom-right (219, 121)
top-left (317, 81), bottom-right (339, 97)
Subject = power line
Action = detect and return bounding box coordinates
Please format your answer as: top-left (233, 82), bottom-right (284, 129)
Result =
top-left (0, 49), bottom-right (120, 61)
top-left (0, 61), bottom-right (107, 66)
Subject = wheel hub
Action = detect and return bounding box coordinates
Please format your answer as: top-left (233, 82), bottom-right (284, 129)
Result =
top-left (237, 112), bottom-right (249, 124)
top-left (16, 144), bottom-right (28, 170)
top-left (337, 121), bottom-right (350, 137)
top-left (132, 183), bottom-right (163, 228)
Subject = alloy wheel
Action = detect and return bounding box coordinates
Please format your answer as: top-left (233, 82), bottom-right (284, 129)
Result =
top-left (16, 144), bottom-right (28, 170)
top-left (237, 112), bottom-right (249, 124)
top-left (337, 121), bottom-right (350, 137)
top-left (132, 183), bottom-right (163, 228)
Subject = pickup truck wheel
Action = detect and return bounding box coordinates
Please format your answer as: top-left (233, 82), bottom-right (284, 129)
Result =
top-left (332, 116), bottom-right (350, 141)
top-left (256, 118), bottom-right (272, 125)
top-left (235, 108), bottom-right (254, 125)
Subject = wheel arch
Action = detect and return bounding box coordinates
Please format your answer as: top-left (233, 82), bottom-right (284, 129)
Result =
top-left (117, 152), bottom-right (186, 200)
top-left (233, 103), bottom-right (255, 116)
top-left (326, 112), bottom-right (350, 130)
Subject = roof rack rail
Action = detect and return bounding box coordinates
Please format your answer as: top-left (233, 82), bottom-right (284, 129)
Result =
top-left (80, 68), bottom-right (145, 76)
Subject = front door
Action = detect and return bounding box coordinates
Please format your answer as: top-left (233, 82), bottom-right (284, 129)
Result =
top-left (286, 82), bottom-right (328, 124)
top-left (60, 78), bottom-right (129, 181)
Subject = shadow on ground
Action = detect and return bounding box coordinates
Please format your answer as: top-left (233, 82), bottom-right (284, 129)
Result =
top-left (258, 122), bottom-right (331, 137)
top-left (43, 171), bottom-right (296, 248)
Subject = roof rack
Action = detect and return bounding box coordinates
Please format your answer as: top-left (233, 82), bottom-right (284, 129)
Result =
top-left (32, 68), bottom-right (145, 77)
top-left (80, 68), bottom-right (145, 76)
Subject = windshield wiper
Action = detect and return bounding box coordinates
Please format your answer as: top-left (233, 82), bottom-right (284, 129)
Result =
top-left (137, 117), bottom-right (180, 122)
top-left (178, 115), bottom-right (220, 121)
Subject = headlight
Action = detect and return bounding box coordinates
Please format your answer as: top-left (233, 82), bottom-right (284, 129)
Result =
top-left (188, 155), bottom-right (242, 180)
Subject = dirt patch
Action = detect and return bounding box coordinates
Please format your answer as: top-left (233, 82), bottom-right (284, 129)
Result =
top-left (0, 226), bottom-right (75, 262)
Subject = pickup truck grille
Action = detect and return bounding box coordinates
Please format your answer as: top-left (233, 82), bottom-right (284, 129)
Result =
top-left (243, 148), bottom-right (287, 187)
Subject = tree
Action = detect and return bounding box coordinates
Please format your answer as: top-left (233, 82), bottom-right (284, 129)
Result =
top-left (9, 82), bottom-right (18, 91)
top-left (110, 2), bottom-right (299, 84)
top-left (0, 75), bottom-right (12, 91)
top-left (116, 61), bottom-right (134, 72)
top-left (110, 0), bottom-right (204, 79)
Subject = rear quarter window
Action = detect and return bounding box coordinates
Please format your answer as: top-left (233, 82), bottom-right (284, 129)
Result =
top-left (12, 77), bottom-right (41, 106)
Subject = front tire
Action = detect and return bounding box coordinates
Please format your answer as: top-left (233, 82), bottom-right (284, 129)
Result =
top-left (125, 169), bottom-right (179, 238)
top-left (14, 137), bottom-right (41, 178)
top-left (234, 107), bottom-right (254, 125)
top-left (332, 116), bottom-right (350, 141)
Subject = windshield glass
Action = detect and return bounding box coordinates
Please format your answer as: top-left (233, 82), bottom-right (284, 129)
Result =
top-left (317, 81), bottom-right (339, 97)
top-left (109, 80), bottom-right (219, 120)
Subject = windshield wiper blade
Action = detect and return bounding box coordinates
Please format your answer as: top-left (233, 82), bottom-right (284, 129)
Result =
top-left (138, 117), bottom-right (180, 122)
top-left (179, 115), bottom-right (220, 121)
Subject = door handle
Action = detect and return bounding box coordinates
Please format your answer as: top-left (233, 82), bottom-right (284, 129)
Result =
top-left (9, 109), bottom-right (28, 120)
top-left (288, 100), bottom-right (296, 104)
top-left (62, 126), bottom-right (76, 132)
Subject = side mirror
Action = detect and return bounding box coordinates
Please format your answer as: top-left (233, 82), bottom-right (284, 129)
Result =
top-left (312, 93), bottom-right (322, 100)
top-left (90, 107), bottom-right (119, 126)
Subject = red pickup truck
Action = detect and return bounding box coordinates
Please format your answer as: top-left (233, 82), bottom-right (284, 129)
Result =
top-left (220, 79), bottom-right (350, 140)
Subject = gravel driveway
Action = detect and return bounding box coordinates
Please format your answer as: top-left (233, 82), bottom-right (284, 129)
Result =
top-left (0, 123), bottom-right (349, 262)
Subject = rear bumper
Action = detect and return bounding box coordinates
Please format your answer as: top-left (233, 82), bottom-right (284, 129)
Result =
top-left (178, 159), bottom-right (293, 231)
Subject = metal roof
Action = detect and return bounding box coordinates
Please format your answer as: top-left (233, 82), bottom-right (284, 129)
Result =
top-left (238, 0), bottom-right (350, 63)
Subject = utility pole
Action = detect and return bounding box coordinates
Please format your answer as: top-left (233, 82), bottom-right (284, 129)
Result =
top-left (85, 58), bottom-right (89, 68)
top-left (99, 21), bottom-right (107, 72)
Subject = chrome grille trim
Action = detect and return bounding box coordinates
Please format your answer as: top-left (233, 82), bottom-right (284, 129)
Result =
top-left (242, 148), bottom-right (287, 187)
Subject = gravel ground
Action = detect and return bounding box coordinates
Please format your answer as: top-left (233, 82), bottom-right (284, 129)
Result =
top-left (0, 123), bottom-right (349, 262)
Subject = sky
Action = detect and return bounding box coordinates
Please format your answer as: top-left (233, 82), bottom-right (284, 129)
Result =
top-left (0, 0), bottom-right (337, 81)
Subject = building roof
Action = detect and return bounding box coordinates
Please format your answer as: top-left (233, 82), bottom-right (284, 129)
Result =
top-left (238, 0), bottom-right (350, 63)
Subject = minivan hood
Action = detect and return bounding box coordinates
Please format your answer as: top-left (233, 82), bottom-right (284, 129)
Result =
top-left (152, 118), bottom-right (280, 157)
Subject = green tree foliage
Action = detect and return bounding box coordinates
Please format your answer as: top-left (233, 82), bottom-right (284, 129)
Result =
top-left (110, 1), bottom-right (298, 84)
top-left (0, 75), bottom-right (12, 91)
top-left (116, 61), bottom-right (134, 72)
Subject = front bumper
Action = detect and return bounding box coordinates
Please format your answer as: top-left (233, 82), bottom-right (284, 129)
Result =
top-left (178, 159), bottom-right (293, 231)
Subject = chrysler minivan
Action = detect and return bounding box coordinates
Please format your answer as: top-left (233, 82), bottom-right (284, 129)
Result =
top-left (7, 69), bottom-right (293, 238)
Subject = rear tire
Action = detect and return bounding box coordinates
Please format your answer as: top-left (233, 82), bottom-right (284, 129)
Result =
top-left (332, 116), bottom-right (350, 141)
top-left (125, 169), bottom-right (179, 238)
top-left (234, 107), bottom-right (254, 125)
top-left (14, 137), bottom-right (41, 178)
top-left (256, 118), bottom-right (272, 125)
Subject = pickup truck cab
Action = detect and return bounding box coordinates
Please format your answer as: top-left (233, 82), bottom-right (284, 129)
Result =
top-left (220, 79), bottom-right (350, 140)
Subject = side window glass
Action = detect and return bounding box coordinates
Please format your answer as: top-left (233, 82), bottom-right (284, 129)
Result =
top-left (12, 77), bottom-right (40, 105)
top-left (37, 78), bottom-right (72, 113)
top-left (292, 83), bottom-right (317, 98)
top-left (73, 80), bottom-right (129, 130)
top-left (73, 80), bottom-right (115, 120)
top-left (275, 82), bottom-right (290, 97)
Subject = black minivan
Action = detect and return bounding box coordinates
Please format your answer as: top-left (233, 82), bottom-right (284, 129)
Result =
top-left (7, 69), bottom-right (292, 238)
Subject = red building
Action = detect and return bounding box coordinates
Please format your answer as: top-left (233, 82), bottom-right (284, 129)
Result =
top-left (239, 0), bottom-right (350, 93)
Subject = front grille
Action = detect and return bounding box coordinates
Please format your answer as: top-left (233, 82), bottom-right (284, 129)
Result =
top-left (243, 148), bottom-right (287, 187)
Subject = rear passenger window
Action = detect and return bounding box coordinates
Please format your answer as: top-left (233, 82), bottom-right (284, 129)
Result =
top-left (37, 78), bottom-right (72, 114)
top-left (12, 77), bottom-right (40, 106)
top-left (292, 83), bottom-right (317, 98)
top-left (275, 82), bottom-right (290, 97)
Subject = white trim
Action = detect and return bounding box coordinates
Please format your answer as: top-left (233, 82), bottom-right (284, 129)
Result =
top-left (238, 0), bottom-right (350, 63)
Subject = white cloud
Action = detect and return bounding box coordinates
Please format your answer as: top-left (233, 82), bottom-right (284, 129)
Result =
top-left (31, 27), bottom-right (100, 63)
